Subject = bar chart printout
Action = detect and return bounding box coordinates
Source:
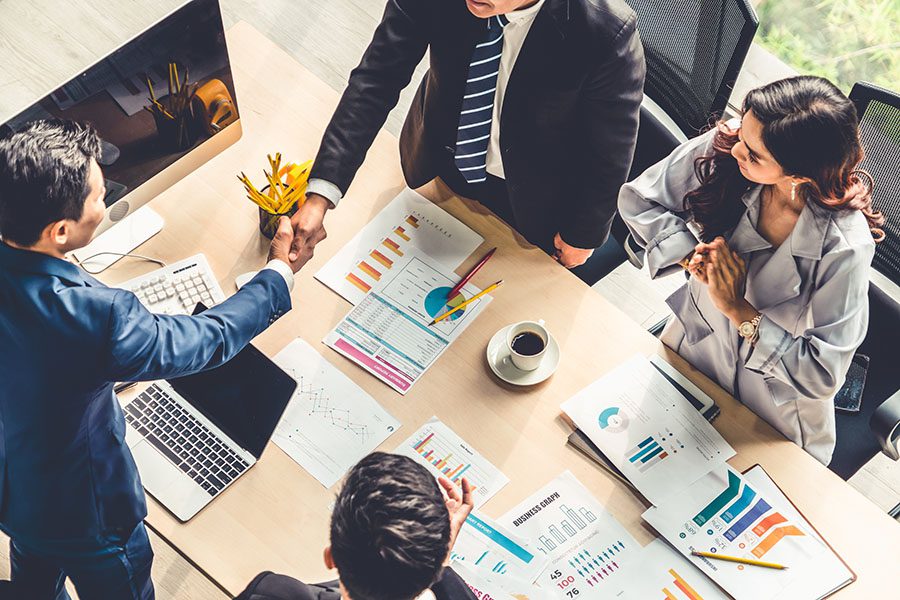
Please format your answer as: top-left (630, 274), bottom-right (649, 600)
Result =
top-left (396, 417), bottom-right (509, 508)
top-left (612, 539), bottom-right (729, 600)
top-left (642, 467), bottom-right (829, 600)
top-left (499, 471), bottom-right (639, 599)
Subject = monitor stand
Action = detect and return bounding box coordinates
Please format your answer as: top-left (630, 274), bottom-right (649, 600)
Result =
top-left (69, 206), bottom-right (164, 273)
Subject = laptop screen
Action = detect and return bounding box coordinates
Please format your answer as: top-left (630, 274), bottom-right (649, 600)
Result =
top-left (168, 340), bottom-right (296, 459)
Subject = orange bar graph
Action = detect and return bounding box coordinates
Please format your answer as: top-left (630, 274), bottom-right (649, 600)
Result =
top-left (405, 215), bottom-right (420, 228)
top-left (670, 569), bottom-right (703, 600)
top-left (435, 454), bottom-right (451, 470)
top-left (345, 272), bottom-right (371, 293)
top-left (394, 226), bottom-right (411, 241)
top-left (358, 261), bottom-right (381, 280)
top-left (383, 238), bottom-right (404, 256)
top-left (370, 249), bottom-right (393, 268)
top-left (752, 512), bottom-right (788, 537)
top-left (751, 525), bottom-right (804, 558)
top-left (662, 588), bottom-right (678, 600)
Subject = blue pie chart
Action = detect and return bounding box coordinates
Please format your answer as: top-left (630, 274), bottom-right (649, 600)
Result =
top-left (424, 286), bottom-right (465, 321)
top-left (598, 407), bottom-right (629, 433)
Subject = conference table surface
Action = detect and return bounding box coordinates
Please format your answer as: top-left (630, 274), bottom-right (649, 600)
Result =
top-left (105, 21), bottom-right (900, 598)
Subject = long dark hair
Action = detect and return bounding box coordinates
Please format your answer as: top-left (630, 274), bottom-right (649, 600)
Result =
top-left (684, 76), bottom-right (885, 242)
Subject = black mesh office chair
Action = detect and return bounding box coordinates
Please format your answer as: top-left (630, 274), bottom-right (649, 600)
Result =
top-left (577, 0), bottom-right (759, 285)
top-left (830, 83), bottom-right (900, 504)
top-left (626, 0), bottom-right (759, 137)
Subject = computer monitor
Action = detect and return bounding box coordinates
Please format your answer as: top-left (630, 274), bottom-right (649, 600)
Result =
top-left (0, 0), bottom-right (241, 236)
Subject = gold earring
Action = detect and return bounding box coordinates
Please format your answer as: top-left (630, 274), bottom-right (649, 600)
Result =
top-left (791, 180), bottom-right (797, 203)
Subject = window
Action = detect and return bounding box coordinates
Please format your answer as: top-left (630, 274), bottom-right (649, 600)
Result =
top-left (755, 0), bottom-right (899, 93)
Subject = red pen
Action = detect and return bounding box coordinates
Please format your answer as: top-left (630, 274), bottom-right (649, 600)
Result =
top-left (447, 247), bottom-right (496, 301)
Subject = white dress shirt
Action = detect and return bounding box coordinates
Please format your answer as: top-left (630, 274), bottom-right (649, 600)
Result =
top-left (307, 0), bottom-right (546, 206)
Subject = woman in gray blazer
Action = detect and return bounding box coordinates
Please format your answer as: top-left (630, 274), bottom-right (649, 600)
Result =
top-left (618, 76), bottom-right (885, 465)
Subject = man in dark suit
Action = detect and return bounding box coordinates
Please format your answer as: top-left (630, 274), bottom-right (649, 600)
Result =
top-left (290, 0), bottom-right (645, 276)
top-left (236, 453), bottom-right (478, 600)
top-left (0, 120), bottom-right (320, 599)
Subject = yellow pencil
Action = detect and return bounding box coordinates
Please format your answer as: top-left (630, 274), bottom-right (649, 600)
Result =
top-left (429, 280), bottom-right (501, 326)
top-left (691, 552), bottom-right (788, 570)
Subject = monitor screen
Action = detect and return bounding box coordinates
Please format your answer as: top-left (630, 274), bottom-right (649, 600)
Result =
top-left (169, 341), bottom-right (296, 459)
top-left (0, 0), bottom-right (239, 211)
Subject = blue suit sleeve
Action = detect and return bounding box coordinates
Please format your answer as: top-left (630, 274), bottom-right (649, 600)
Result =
top-left (103, 269), bottom-right (291, 382)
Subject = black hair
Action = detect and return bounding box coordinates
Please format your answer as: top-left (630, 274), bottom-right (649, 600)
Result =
top-left (685, 75), bottom-right (884, 241)
top-left (330, 452), bottom-right (451, 600)
top-left (0, 119), bottom-right (102, 246)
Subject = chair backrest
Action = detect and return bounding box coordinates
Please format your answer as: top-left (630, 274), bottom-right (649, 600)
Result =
top-left (626, 0), bottom-right (758, 137)
top-left (850, 82), bottom-right (900, 284)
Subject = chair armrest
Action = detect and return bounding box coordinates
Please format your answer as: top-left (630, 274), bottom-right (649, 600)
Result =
top-left (871, 389), bottom-right (900, 460)
top-left (623, 233), bottom-right (644, 269)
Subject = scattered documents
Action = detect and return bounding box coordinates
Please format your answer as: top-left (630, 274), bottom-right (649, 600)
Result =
top-left (561, 355), bottom-right (735, 505)
top-left (499, 471), bottom-right (639, 598)
top-left (396, 417), bottom-right (509, 508)
top-left (272, 338), bottom-right (400, 488)
top-left (643, 466), bottom-right (847, 600)
top-left (613, 539), bottom-right (730, 599)
top-left (324, 248), bottom-right (490, 394)
top-left (450, 512), bottom-right (548, 596)
top-left (316, 187), bottom-right (484, 305)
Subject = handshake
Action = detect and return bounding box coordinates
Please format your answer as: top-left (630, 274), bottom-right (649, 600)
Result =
top-left (266, 193), bottom-right (332, 273)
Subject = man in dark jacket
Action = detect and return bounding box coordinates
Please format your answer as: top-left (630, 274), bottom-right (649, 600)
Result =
top-left (236, 453), bottom-right (477, 600)
top-left (290, 0), bottom-right (645, 274)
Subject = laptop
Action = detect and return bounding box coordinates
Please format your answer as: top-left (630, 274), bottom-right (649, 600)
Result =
top-left (120, 316), bottom-right (296, 521)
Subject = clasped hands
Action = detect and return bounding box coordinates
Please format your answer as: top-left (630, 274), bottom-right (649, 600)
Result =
top-left (685, 237), bottom-right (758, 326)
top-left (266, 193), bottom-right (331, 273)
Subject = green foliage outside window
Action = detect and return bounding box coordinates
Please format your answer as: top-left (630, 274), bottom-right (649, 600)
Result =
top-left (756, 0), bottom-right (900, 93)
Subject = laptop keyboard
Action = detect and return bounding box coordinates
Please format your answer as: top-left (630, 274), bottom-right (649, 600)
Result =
top-left (123, 384), bottom-right (251, 496)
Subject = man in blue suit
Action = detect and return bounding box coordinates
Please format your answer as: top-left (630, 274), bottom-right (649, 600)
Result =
top-left (0, 120), bottom-right (323, 599)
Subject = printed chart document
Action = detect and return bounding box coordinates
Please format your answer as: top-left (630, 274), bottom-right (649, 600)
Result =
top-left (324, 249), bottom-right (490, 394)
top-left (561, 355), bottom-right (735, 505)
top-left (450, 512), bottom-right (548, 597)
top-left (396, 417), bottom-right (509, 509)
top-left (316, 187), bottom-right (484, 304)
top-left (613, 539), bottom-right (729, 600)
top-left (451, 562), bottom-right (519, 600)
top-left (499, 471), bottom-right (639, 599)
top-left (271, 338), bottom-right (400, 488)
top-left (643, 466), bottom-right (837, 600)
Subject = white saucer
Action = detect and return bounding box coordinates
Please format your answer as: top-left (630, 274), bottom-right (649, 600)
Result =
top-left (486, 324), bottom-right (560, 386)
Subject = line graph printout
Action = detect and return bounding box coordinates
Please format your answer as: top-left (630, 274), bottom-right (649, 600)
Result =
top-left (499, 471), bottom-right (639, 599)
top-left (316, 187), bottom-right (484, 304)
top-left (272, 338), bottom-right (400, 488)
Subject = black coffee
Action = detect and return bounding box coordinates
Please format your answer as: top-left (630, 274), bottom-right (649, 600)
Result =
top-left (511, 331), bottom-right (545, 356)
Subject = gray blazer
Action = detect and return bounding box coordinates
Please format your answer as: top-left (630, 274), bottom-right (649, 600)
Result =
top-left (618, 126), bottom-right (875, 465)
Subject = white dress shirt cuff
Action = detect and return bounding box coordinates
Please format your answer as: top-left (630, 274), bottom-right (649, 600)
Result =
top-left (306, 178), bottom-right (342, 208)
top-left (262, 259), bottom-right (295, 292)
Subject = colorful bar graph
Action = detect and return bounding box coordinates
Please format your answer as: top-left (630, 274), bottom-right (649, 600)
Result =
top-left (370, 249), bottom-right (394, 268)
top-left (628, 437), bottom-right (659, 462)
top-left (670, 569), bottom-right (703, 600)
top-left (693, 471), bottom-right (741, 526)
top-left (382, 238), bottom-right (404, 256)
top-left (357, 261), bottom-right (382, 280)
top-left (720, 483), bottom-right (757, 522)
top-left (724, 498), bottom-right (772, 541)
top-left (752, 512), bottom-right (788, 537)
top-left (663, 589), bottom-right (678, 600)
top-left (405, 215), bottom-right (420, 228)
top-left (414, 432), bottom-right (435, 451)
top-left (393, 226), bottom-right (411, 241)
top-left (345, 273), bottom-right (371, 293)
top-left (751, 525), bottom-right (804, 558)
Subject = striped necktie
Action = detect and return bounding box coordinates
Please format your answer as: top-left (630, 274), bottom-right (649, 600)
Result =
top-left (454, 14), bottom-right (509, 184)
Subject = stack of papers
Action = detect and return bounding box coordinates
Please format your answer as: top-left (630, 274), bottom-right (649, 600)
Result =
top-left (561, 355), bottom-right (735, 505)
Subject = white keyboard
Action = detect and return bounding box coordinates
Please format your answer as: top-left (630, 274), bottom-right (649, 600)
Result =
top-left (118, 254), bottom-right (226, 315)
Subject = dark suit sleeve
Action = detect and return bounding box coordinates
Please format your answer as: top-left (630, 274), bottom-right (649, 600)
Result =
top-left (560, 14), bottom-right (645, 249)
top-left (101, 270), bottom-right (291, 383)
top-left (308, 0), bottom-right (430, 195)
top-left (431, 567), bottom-right (479, 600)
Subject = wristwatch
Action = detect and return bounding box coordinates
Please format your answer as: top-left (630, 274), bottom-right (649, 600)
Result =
top-left (738, 313), bottom-right (763, 343)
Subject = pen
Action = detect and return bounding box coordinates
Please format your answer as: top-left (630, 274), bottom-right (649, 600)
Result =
top-left (447, 247), bottom-right (496, 302)
top-left (691, 551), bottom-right (788, 570)
top-left (429, 280), bottom-right (502, 326)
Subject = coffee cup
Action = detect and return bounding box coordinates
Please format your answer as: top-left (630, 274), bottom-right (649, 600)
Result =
top-left (506, 320), bottom-right (548, 371)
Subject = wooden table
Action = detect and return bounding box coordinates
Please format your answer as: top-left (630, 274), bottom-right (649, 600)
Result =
top-left (104, 21), bottom-right (900, 598)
